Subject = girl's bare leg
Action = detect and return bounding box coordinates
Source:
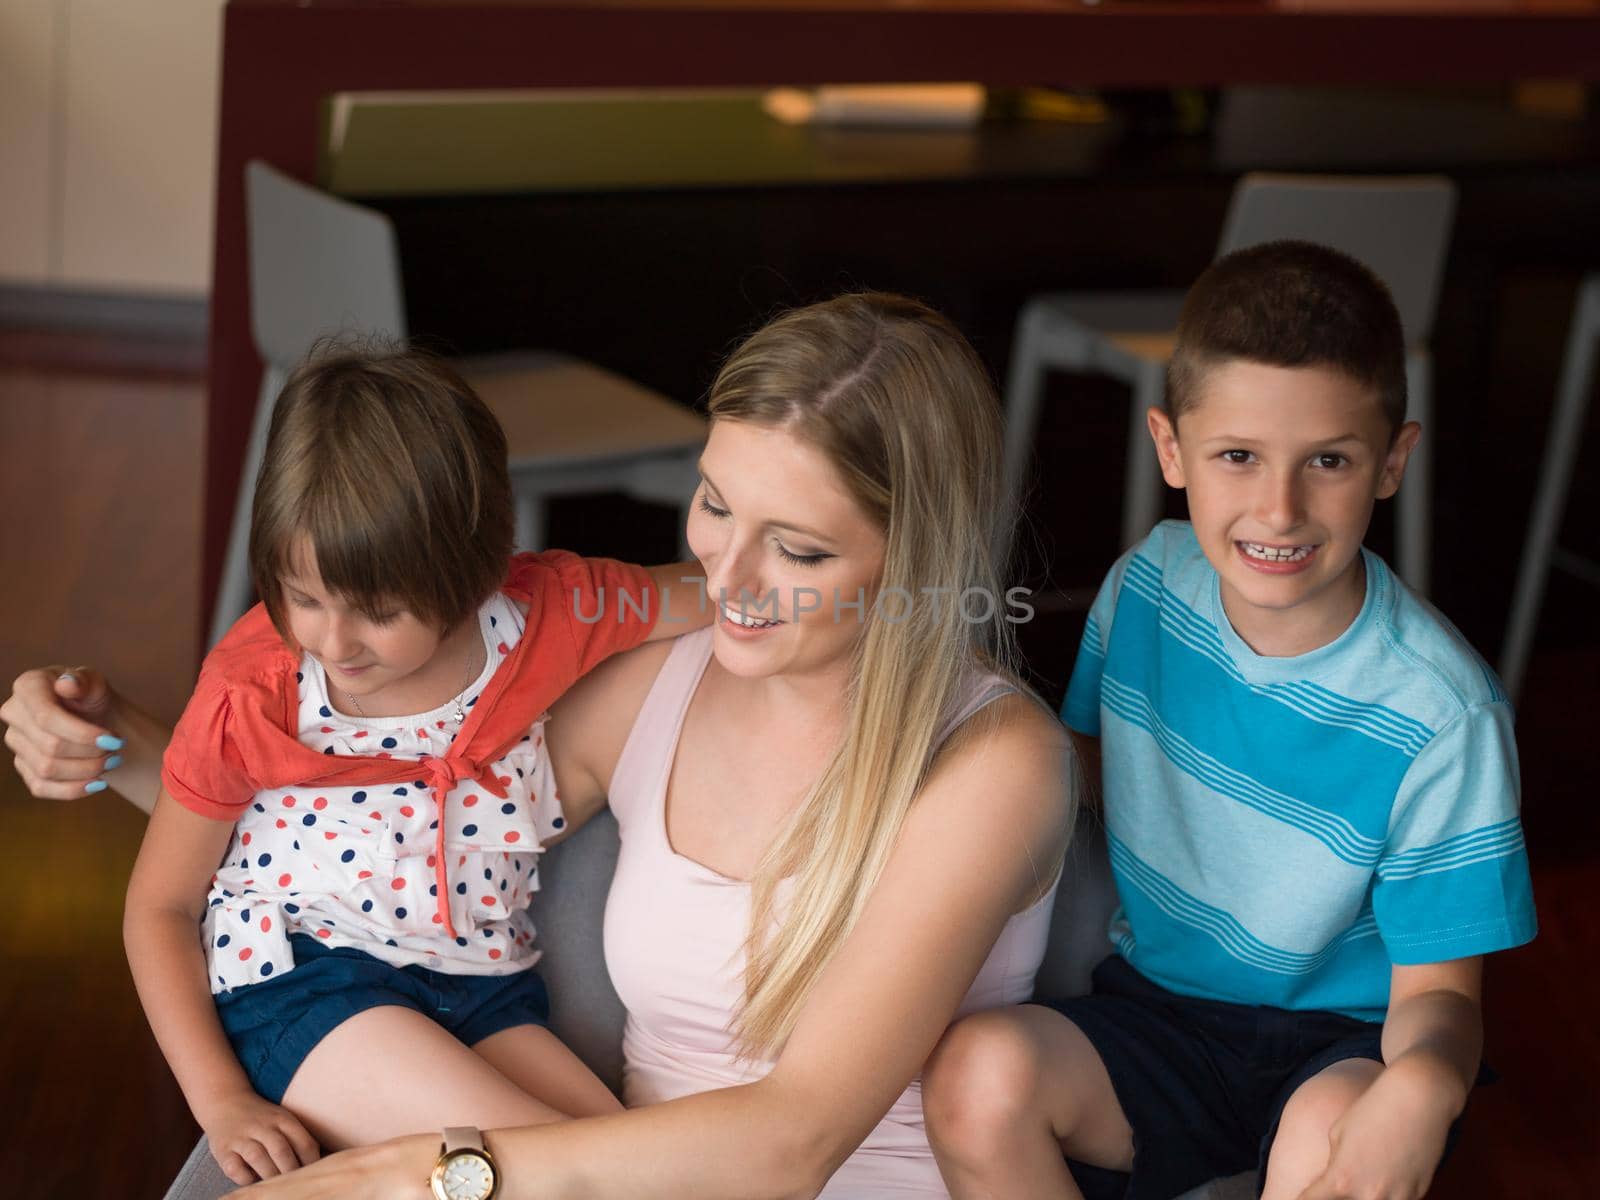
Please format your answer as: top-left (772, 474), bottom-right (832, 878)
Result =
top-left (281, 1006), bottom-right (576, 1149)
top-left (472, 1024), bottom-right (623, 1117)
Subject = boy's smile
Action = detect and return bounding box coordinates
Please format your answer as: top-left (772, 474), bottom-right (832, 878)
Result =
top-left (1147, 360), bottom-right (1420, 657)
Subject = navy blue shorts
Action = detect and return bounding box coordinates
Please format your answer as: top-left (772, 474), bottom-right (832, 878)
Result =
top-left (1040, 956), bottom-right (1482, 1200)
top-left (215, 933), bottom-right (551, 1102)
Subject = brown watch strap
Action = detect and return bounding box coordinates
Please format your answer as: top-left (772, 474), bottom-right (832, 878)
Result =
top-left (442, 1127), bottom-right (486, 1154)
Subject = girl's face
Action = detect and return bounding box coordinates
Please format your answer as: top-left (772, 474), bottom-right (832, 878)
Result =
top-left (279, 538), bottom-right (469, 708)
top-left (687, 420), bottom-right (886, 683)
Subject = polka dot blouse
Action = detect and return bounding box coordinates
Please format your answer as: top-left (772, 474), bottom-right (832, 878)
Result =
top-left (202, 592), bottom-right (565, 993)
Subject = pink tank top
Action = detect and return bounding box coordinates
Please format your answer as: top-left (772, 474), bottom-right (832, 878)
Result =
top-left (602, 629), bottom-right (1058, 1197)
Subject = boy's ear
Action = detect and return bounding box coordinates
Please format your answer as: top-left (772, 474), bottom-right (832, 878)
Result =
top-left (1146, 407), bottom-right (1187, 489)
top-left (1376, 421), bottom-right (1423, 499)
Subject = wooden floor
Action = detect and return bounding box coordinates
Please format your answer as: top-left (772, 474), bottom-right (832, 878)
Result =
top-left (0, 328), bottom-right (1595, 1196)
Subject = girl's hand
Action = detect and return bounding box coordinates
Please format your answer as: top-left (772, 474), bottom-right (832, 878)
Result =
top-left (199, 1090), bottom-right (323, 1186)
top-left (235, 1133), bottom-right (435, 1199)
top-left (1, 665), bottom-right (122, 799)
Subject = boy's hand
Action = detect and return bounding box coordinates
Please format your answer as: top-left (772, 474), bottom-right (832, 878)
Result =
top-left (1295, 1058), bottom-right (1454, 1200)
top-left (200, 1090), bottom-right (322, 1186)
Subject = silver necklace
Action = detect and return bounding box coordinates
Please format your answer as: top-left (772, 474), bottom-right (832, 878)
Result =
top-left (346, 634), bottom-right (482, 727)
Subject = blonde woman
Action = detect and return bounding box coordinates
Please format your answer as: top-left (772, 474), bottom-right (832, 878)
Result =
top-left (4, 293), bottom-right (1074, 1198)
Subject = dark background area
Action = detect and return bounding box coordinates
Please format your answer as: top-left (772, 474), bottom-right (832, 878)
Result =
top-left (373, 111), bottom-right (1600, 686)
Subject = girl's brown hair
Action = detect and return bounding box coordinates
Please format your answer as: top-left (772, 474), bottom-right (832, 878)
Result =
top-left (248, 340), bottom-right (513, 641)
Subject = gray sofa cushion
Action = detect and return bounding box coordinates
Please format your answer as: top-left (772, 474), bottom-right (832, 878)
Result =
top-left (164, 811), bottom-right (1257, 1199)
top-left (527, 810), bottom-right (628, 1089)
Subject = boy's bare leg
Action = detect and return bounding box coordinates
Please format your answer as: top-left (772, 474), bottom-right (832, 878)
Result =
top-left (924, 1006), bottom-right (1134, 1200)
top-left (1258, 1058), bottom-right (1383, 1200)
top-left (282, 1007), bottom-right (581, 1149)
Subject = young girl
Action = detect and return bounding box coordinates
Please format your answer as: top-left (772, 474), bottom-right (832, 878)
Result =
top-left (123, 345), bottom-right (701, 1186)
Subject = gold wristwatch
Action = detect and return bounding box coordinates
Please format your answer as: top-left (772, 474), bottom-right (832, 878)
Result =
top-left (430, 1126), bottom-right (499, 1200)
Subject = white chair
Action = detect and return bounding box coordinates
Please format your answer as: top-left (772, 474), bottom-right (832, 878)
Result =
top-left (210, 161), bottom-right (707, 647)
top-left (1001, 173), bottom-right (1456, 594)
top-left (1500, 274), bottom-right (1600, 701)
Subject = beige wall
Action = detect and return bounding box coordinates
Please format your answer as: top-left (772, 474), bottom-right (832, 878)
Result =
top-left (0, 0), bottom-right (56, 285)
top-left (0, 0), bottom-right (222, 298)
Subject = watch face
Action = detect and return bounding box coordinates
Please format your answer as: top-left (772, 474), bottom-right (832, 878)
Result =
top-left (438, 1150), bottom-right (495, 1200)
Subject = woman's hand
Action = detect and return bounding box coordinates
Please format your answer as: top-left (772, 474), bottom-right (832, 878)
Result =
top-left (199, 1090), bottom-right (323, 1187)
top-left (234, 1133), bottom-right (435, 1199)
top-left (2, 663), bottom-right (170, 812)
top-left (2, 666), bottom-right (122, 799)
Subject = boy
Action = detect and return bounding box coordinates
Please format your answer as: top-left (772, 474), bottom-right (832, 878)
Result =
top-left (923, 241), bottom-right (1536, 1200)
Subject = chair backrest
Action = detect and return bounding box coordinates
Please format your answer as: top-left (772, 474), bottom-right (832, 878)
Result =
top-left (245, 160), bottom-right (408, 368)
top-left (1215, 173), bottom-right (1457, 345)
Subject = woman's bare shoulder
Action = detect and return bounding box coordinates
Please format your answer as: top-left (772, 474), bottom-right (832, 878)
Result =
top-left (939, 689), bottom-right (1069, 775)
top-left (540, 637), bottom-right (682, 837)
top-left (556, 636), bottom-right (677, 726)
top-left (920, 690), bottom-right (1074, 894)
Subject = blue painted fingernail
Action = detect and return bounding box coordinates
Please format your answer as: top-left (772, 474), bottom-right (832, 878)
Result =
top-left (95, 734), bottom-right (124, 751)
top-left (104, 755), bottom-right (123, 770)
top-left (85, 779), bottom-right (108, 794)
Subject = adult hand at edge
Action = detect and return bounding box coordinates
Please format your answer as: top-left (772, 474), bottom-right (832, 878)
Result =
top-left (2, 665), bottom-right (122, 799)
top-left (234, 1133), bottom-right (433, 1200)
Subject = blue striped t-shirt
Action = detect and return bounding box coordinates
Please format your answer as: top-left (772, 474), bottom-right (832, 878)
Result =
top-left (1064, 521), bottom-right (1537, 1021)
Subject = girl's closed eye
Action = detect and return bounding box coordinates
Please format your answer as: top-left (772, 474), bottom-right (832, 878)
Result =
top-left (698, 494), bottom-right (729, 520)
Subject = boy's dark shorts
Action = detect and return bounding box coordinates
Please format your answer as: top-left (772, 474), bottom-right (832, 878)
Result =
top-left (1037, 955), bottom-right (1485, 1200)
top-left (215, 933), bottom-right (551, 1102)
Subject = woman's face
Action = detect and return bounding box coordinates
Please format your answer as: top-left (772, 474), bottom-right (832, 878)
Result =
top-left (687, 419), bottom-right (886, 683)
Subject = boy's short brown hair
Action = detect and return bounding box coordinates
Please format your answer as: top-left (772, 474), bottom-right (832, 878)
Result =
top-left (249, 340), bottom-right (513, 641)
top-left (1166, 240), bottom-right (1407, 434)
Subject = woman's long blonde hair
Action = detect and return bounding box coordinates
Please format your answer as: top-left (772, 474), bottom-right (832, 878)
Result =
top-left (712, 293), bottom-right (1028, 1058)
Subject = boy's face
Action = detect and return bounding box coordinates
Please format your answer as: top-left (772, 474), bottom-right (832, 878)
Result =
top-left (1147, 360), bottom-right (1420, 656)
